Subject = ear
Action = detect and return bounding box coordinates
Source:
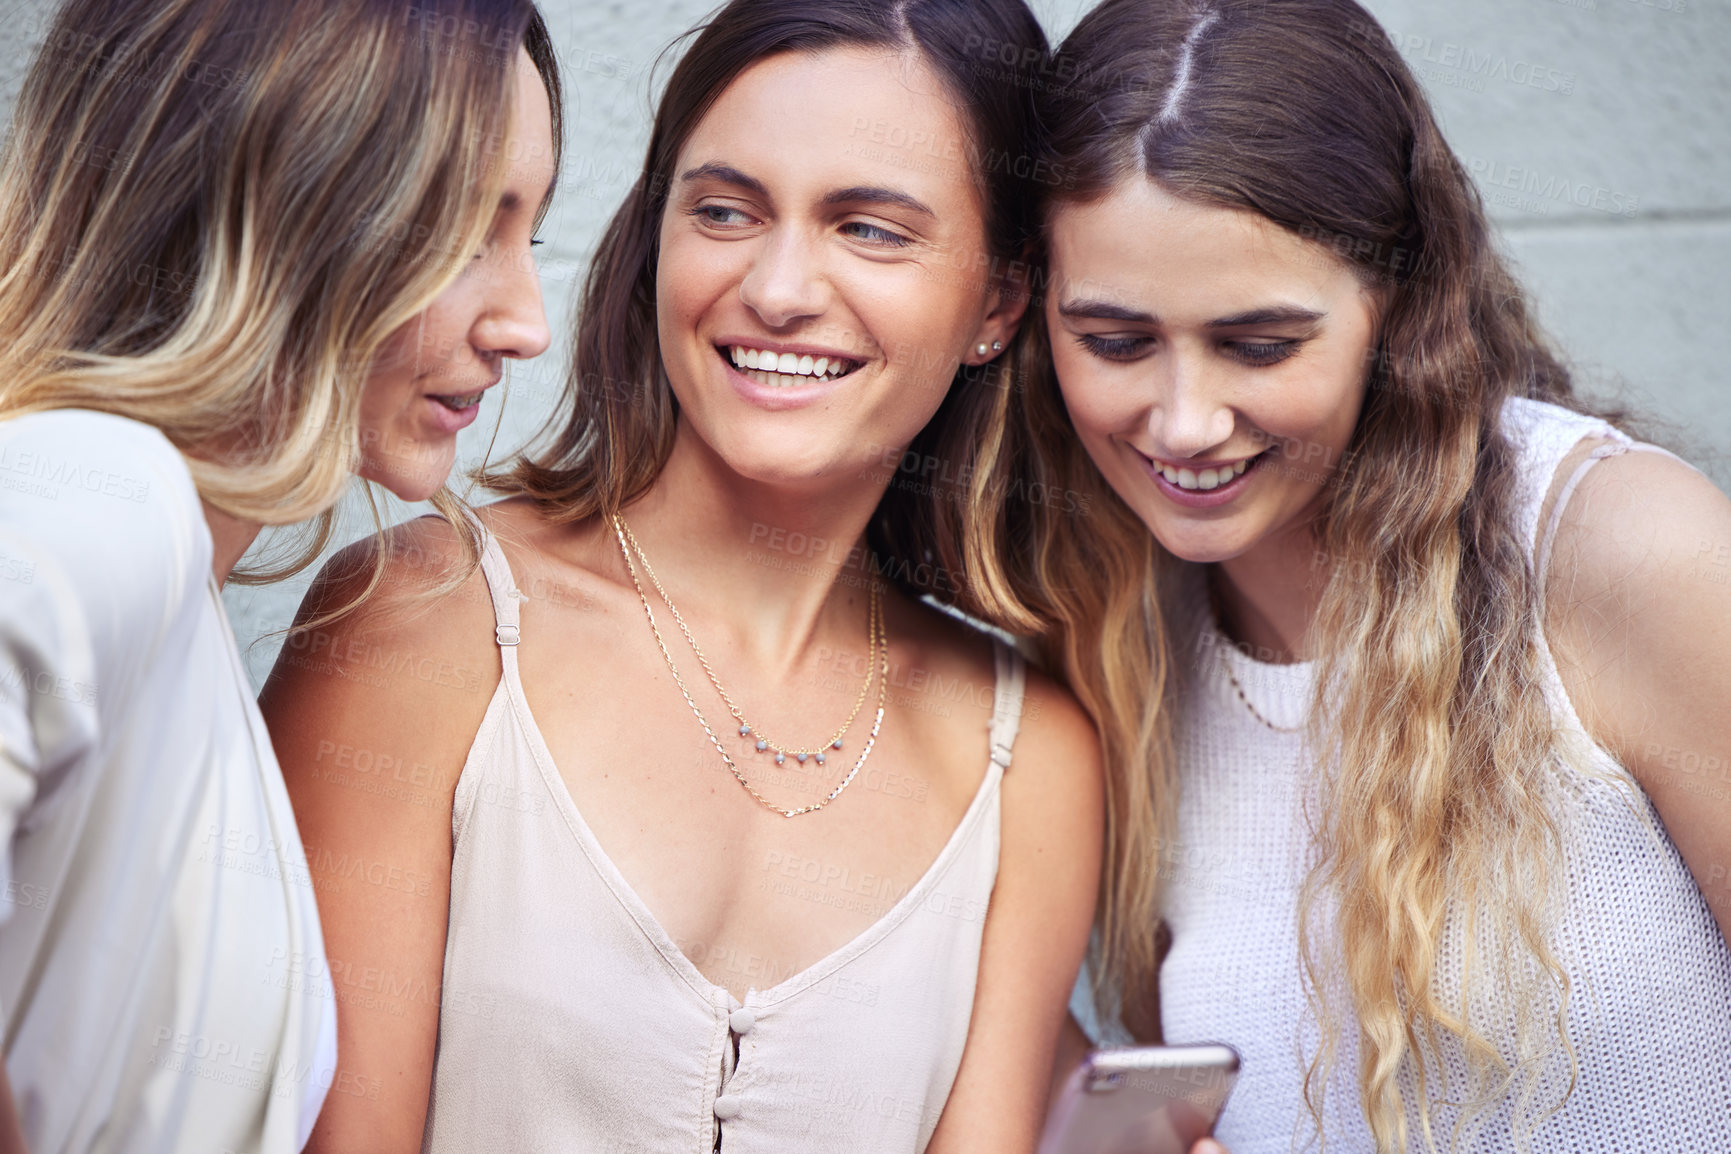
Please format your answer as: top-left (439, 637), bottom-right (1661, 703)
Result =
top-left (965, 248), bottom-right (1034, 365)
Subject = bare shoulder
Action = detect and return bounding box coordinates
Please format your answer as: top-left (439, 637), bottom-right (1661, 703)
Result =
top-left (283, 510), bottom-right (496, 669)
top-left (891, 594), bottom-right (1102, 808)
top-left (1542, 436), bottom-right (1731, 768)
top-left (1543, 438), bottom-right (1731, 619)
top-left (258, 507), bottom-right (509, 821)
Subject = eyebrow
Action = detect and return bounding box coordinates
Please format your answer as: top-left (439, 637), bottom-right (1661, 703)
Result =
top-left (678, 165), bottom-right (935, 220)
top-left (1056, 299), bottom-right (1326, 328)
top-left (680, 162), bottom-right (769, 201)
top-left (821, 185), bottom-right (935, 219)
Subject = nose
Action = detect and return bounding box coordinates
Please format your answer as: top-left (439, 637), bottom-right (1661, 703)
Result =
top-left (472, 244), bottom-right (552, 362)
top-left (738, 227), bottom-right (827, 329)
top-left (1147, 351), bottom-right (1235, 458)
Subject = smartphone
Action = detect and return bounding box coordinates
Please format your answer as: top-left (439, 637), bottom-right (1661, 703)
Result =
top-left (1036, 1043), bottom-right (1240, 1154)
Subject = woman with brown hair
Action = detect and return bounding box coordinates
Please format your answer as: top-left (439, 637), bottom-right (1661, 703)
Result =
top-left (0, 1), bottom-right (559, 1149)
top-left (261, 0), bottom-right (1101, 1151)
top-left (917, 0), bottom-right (1731, 1148)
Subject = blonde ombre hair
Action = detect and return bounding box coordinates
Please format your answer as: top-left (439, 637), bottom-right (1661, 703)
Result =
top-left (895, 0), bottom-right (1635, 1147)
top-left (0, 0), bottom-right (560, 577)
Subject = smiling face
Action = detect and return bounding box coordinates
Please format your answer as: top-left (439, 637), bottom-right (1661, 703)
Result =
top-left (1046, 177), bottom-right (1381, 565)
top-left (357, 47), bottom-right (556, 501)
top-left (654, 46), bottom-right (1019, 487)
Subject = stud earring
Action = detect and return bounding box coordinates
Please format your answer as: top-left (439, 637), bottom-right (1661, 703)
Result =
top-left (992, 340), bottom-right (1003, 352)
top-left (976, 343), bottom-right (990, 357)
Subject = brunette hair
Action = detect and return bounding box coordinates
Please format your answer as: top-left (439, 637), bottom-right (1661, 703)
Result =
top-left (917, 0), bottom-right (1619, 1146)
top-left (481, 0), bottom-right (1050, 592)
top-left (0, 0), bottom-right (561, 578)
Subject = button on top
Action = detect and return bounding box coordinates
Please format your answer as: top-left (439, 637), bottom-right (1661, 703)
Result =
top-left (713, 1095), bottom-right (742, 1120)
top-left (728, 1008), bottom-right (756, 1035)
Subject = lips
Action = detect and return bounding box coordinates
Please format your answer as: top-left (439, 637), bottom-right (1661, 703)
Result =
top-left (429, 390), bottom-right (485, 412)
top-left (723, 344), bottom-right (863, 389)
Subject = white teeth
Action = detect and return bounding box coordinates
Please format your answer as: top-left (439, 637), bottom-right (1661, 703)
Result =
top-left (726, 346), bottom-right (857, 381)
top-left (741, 369), bottom-right (811, 389)
top-left (1156, 455), bottom-right (1256, 489)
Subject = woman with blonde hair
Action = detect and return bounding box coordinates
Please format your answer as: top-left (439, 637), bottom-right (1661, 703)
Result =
top-left (914, 0), bottom-right (1731, 1148)
top-left (261, 0), bottom-right (1103, 1150)
top-left (0, 0), bottom-right (559, 1149)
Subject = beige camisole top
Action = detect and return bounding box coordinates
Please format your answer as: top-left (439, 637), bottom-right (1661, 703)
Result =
top-left (420, 520), bottom-right (1027, 1153)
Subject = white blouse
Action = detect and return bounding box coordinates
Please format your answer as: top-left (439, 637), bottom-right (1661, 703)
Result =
top-left (0, 409), bottom-right (336, 1153)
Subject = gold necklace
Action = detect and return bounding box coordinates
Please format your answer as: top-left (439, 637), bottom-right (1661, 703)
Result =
top-left (617, 517), bottom-right (879, 766)
top-left (1213, 643), bottom-right (1303, 734)
top-left (612, 514), bottom-right (888, 818)
top-left (1206, 570), bottom-right (1304, 735)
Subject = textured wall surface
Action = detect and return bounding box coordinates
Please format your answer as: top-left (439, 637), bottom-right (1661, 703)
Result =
top-left (0, 0), bottom-right (1724, 687)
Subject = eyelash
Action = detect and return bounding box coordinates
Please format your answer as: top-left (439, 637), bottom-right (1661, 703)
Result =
top-left (1227, 340), bottom-right (1299, 367)
top-left (1077, 334), bottom-right (1148, 360)
top-left (840, 220), bottom-right (912, 248)
top-left (687, 204), bottom-right (912, 249)
top-left (689, 204), bottom-right (753, 227)
top-left (1075, 334), bottom-right (1301, 367)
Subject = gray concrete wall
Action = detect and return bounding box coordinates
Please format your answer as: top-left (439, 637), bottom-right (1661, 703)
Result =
top-left (1, 0), bottom-right (1724, 687)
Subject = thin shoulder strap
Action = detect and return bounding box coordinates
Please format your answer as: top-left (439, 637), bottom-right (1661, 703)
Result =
top-left (987, 639), bottom-right (1028, 771)
top-left (459, 510), bottom-right (523, 663)
top-left (1535, 441), bottom-right (1690, 587)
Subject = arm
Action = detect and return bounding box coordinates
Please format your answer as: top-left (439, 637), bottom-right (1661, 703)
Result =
top-left (258, 521), bottom-right (499, 1153)
top-left (1543, 443), bottom-right (1731, 947)
top-left (927, 670), bottom-right (1104, 1154)
top-left (0, 414), bottom-right (200, 928)
top-left (0, 413), bottom-right (203, 1153)
top-left (0, 1066), bottom-right (24, 1154)
top-left (1047, 1013), bottom-right (1091, 1108)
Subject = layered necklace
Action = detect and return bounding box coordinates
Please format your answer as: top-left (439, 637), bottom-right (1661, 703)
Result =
top-left (613, 514), bottom-right (887, 818)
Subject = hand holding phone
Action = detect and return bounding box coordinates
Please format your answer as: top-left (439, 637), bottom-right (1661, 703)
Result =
top-left (1036, 1044), bottom-right (1239, 1154)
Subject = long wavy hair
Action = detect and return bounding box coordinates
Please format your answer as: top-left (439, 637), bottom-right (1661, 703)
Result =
top-left (0, 0), bottom-right (560, 579)
top-left (905, 0), bottom-right (1612, 1146)
top-left (479, 0), bottom-right (1050, 600)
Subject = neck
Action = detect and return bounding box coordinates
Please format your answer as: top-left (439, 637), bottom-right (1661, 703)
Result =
top-left (1211, 515), bottom-right (1330, 664)
top-left (615, 423), bottom-right (894, 676)
top-left (200, 499), bottom-right (263, 587)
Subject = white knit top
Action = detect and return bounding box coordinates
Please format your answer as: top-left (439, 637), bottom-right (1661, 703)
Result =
top-left (1081, 397), bottom-right (1731, 1150)
top-left (420, 518), bottom-right (1028, 1154)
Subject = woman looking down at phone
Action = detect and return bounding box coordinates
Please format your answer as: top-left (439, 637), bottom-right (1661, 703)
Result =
top-left (261, 0), bottom-right (1102, 1151)
top-left (923, 0), bottom-right (1731, 1149)
top-left (0, 0), bottom-right (559, 1150)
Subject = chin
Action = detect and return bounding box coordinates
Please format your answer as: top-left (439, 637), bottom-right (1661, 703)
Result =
top-left (705, 428), bottom-right (855, 489)
top-left (359, 446), bottom-right (457, 502)
top-left (1135, 510), bottom-right (1254, 566)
